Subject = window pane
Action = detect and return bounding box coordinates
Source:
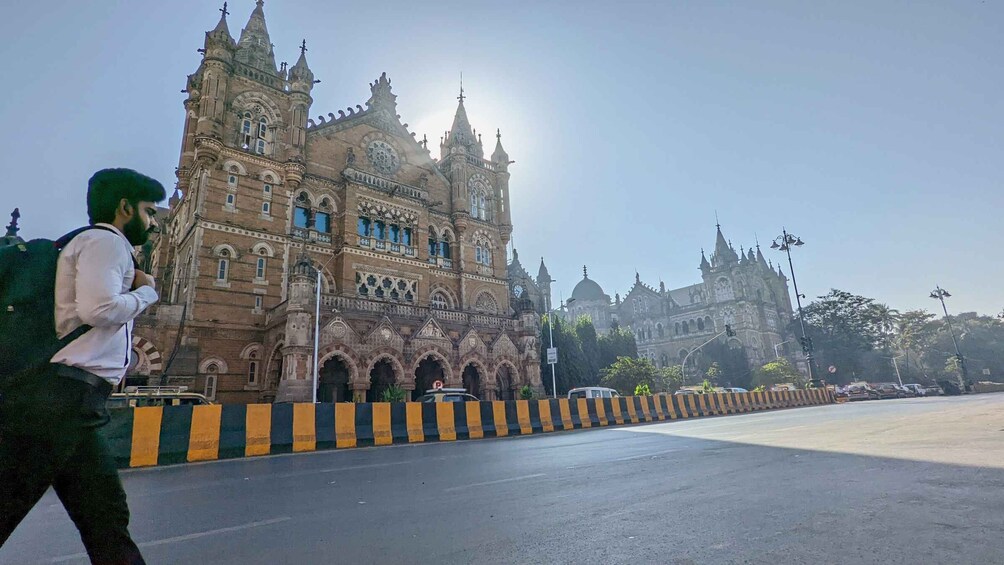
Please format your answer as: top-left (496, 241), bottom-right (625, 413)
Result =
top-left (262, 202), bottom-right (270, 213)
top-left (389, 224), bottom-right (399, 243)
top-left (440, 241), bottom-right (450, 259)
top-left (315, 212), bottom-right (330, 234)
top-left (294, 207), bottom-right (309, 228)
top-left (374, 221), bottom-right (385, 240)
top-left (357, 217), bottom-right (370, 236)
top-left (256, 257), bottom-right (265, 279)
top-left (218, 259), bottom-right (227, 280)
top-left (428, 238), bottom-right (437, 257)
top-left (402, 227), bottom-right (412, 246)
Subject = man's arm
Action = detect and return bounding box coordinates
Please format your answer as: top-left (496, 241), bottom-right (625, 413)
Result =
top-left (74, 234), bottom-right (159, 327)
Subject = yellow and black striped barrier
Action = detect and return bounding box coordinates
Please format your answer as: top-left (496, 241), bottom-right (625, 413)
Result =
top-left (103, 389), bottom-right (835, 468)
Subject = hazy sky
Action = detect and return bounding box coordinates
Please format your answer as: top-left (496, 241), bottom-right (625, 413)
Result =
top-left (2, 1), bottom-right (1000, 315)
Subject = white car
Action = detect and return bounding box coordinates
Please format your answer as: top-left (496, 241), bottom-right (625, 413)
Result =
top-left (567, 387), bottom-right (621, 399)
top-left (725, 387), bottom-right (748, 393)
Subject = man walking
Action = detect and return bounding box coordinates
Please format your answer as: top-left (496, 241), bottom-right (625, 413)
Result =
top-left (0, 168), bottom-right (165, 564)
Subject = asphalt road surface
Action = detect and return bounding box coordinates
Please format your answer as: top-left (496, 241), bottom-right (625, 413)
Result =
top-left (4, 394), bottom-right (1004, 564)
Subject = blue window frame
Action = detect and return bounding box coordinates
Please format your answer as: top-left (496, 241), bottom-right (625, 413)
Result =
top-left (294, 207), bottom-right (310, 229)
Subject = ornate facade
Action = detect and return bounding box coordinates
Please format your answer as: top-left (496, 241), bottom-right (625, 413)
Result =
top-left (133, 1), bottom-right (543, 403)
top-left (563, 225), bottom-right (797, 371)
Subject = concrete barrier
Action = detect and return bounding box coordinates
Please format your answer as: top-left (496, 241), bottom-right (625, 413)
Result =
top-left (104, 389), bottom-right (834, 468)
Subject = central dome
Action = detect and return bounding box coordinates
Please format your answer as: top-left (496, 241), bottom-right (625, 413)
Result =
top-left (571, 267), bottom-right (608, 302)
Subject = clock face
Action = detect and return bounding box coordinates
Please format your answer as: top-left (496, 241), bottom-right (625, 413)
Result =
top-left (513, 284), bottom-right (525, 298)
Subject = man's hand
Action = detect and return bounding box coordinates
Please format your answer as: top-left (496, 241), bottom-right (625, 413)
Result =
top-left (132, 270), bottom-right (156, 291)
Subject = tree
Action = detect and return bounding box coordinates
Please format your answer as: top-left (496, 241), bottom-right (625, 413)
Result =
top-left (752, 358), bottom-right (802, 388)
top-left (575, 316), bottom-right (601, 388)
top-left (799, 289), bottom-right (896, 383)
top-left (691, 339), bottom-right (751, 389)
top-left (598, 327), bottom-right (638, 370)
top-left (539, 315), bottom-right (589, 396)
top-left (601, 357), bottom-right (680, 395)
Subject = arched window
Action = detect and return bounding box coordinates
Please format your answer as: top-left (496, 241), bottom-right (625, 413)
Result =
top-left (315, 211), bottom-right (331, 233)
top-left (675, 322), bottom-right (680, 335)
top-left (373, 220), bottom-right (386, 240)
top-left (470, 188), bottom-right (491, 221)
top-left (248, 351), bottom-right (258, 385)
top-left (440, 236), bottom-right (452, 259)
top-left (402, 227), bottom-right (412, 246)
top-left (358, 216), bottom-right (371, 237)
top-left (646, 328), bottom-right (652, 340)
top-left (389, 224), bottom-right (400, 244)
top-left (293, 193), bottom-right (311, 229)
top-left (217, 249), bottom-right (229, 281)
top-left (682, 321), bottom-right (689, 334)
top-left (262, 201), bottom-right (270, 215)
top-left (705, 316), bottom-right (713, 332)
top-left (427, 227), bottom-right (438, 257)
top-left (430, 291), bottom-right (449, 310)
top-left (698, 318), bottom-right (705, 331)
top-left (240, 112), bottom-right (253, 147)
top-left (255, 255), bottom-right (266, 279)
top-left (657, 323), bottom-right (664, 338)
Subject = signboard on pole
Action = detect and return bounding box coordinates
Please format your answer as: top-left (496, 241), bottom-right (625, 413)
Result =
top-left (547, 347), bottom-right (558, 365)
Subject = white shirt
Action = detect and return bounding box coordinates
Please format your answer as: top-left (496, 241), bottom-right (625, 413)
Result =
top-left (50, 223), bottom-right (159, 384)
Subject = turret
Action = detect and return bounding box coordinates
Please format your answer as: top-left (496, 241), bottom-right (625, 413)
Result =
top-left (235, 0), bottom-right (278, 74)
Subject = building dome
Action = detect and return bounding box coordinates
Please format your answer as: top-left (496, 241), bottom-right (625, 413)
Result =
top-left (571, 266), bottom-right (608, 302)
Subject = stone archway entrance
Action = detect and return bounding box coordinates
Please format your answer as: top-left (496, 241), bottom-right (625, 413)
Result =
top-left (496, 364), bottom-right (516, 401)
top-left (414, 356), bottom-right (446, 400)
top-left (462, 363), bottom-right (482, 399)
top-left (318, 355), bottom-right (352, 403)
top-left (367, 359), bottom-right (397, 402)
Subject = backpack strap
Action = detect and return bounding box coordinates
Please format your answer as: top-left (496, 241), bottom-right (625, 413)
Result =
top-left (53, 225), bottom-right (135, 350)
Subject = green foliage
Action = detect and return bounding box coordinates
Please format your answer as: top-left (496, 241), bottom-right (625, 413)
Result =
top-left (601, 356), bottom-right (680, 395)
top-left (690, 339), bottom-right (751, 389)
top-left (380, 385), bottom-right (408, 403)
top-left (705, 362), bottom-right (721, 381)
top-left (700, 379), bottom-right (714, 393)
top-left (752, 358), bottom-right (802, 388)
top-left (634, 383), bottom-right (652, 396)
top-left (752, 385), bottom-right (766, 393)
top-left (540, 315), bottom-right (638, 396)
top-left (519, 385), bottom-right (535, 400)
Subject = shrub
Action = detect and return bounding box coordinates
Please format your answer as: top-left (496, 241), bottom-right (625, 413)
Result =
top-left (519, 385), bottom-right (535, 400)
top-left (634, 383), bottom-right (652, 396)
top-left (380, 385), bottom-right (408, 403)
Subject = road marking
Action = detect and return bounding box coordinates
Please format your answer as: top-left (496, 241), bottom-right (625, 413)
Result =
top-left (565, 448), bottom-right (685, 469)
top-left (49, 517), bottom-right (292, 563)
top-left (444, 473), bottom-right (546, 492)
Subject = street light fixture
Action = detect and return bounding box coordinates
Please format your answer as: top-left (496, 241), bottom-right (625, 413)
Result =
top-left (929, 285), bottom-right (967, 391)
top-left (770, 228), bottom-right (815, 382)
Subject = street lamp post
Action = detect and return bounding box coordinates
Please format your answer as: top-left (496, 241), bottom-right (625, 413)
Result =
top-left (929, 286), bottom-right (967, 391)
top-left (770, 229), bottom-right (815, 381)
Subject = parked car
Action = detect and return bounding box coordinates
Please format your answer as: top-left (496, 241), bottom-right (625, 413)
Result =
top-left (724, 387), bottom-right (748, 393)
top-left (871, 383), bottom-right (901, 399)
top-left (844, 385), bottom-right (871, 401)
top-left (902, 384), bottom-right (927, 397)
top-left (568, 387), bottom-right (621, 399)
top-left (107, 386), bottom-right (213, 408)
top-left (924, 384), bottom-right (945, 396)
top-left (936, 380), bottom-right (962, 396)
top-left (415, 388), bottom-right (479, 403)
top-left (894, 384), bottom-right (916, 397)
top-left (673, 389), bottom-right (697, 396)
top-left (770, 384), bottom-right (797, 392)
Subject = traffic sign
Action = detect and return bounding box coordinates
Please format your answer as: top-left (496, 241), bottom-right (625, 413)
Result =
top-left (547, 347), bottom-right (558, 365)
top-left (828, 365), bottom-right (837, 374)
top-left (432, 380), bottom-right (444, 390)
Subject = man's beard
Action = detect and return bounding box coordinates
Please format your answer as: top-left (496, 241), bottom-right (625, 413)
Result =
top-left (123, 213), bottom-right (151, 246)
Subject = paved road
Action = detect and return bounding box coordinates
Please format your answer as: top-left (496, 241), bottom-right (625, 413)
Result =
top-left (4, 394), bottom-right (1004, 564)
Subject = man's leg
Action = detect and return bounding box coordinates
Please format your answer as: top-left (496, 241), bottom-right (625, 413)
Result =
top-left (0, 427), bottom-right (71, 544)
top-left (53, 425), bottom-right (145, 565)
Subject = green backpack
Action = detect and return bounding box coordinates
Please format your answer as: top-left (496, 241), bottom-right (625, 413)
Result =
top-left (0, 226), bottom-right (115, 385)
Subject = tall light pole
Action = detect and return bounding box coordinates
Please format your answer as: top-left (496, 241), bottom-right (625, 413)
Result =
top-left (770, 229), bottom-right (815, 382)
top-left (930, 286), bottom-right (967, 391)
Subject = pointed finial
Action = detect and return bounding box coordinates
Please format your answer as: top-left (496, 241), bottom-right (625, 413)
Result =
top-left (496, 128), bottom-right (501, 141)
top-left (300, 39), bottom-right (307, 56)
top-left (583, 265), bottom-right (588, 278)
top-left (6, 208), bottom-right (20, 236)
top-left (715, 210), bottom-right (720, 230)
top-left (220, 2), bottom-right (230, 17)
top-left (458, 72), bottom-right (465, 103)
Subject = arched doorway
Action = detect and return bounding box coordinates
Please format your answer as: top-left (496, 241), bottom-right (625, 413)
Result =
top-left (414, 356), bottom-right (446, 400)
top-left (318, 355), bottom-right (352, 403)
top-left (367, 358), bottom-right (397, 402)
top-left (462, 363), bottom-right (482, 399)
top-left (496, 364), bottom-right (515, 401)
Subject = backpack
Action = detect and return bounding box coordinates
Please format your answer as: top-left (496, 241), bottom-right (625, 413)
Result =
top-left (0, 226), bottom-right (116, 386)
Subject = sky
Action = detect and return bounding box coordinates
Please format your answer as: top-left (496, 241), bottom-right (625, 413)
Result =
top-left (1, 1), bottom-right (1001, 316)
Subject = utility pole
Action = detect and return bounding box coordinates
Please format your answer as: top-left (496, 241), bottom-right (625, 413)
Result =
top-left (929, 286), bottom-right (967, 392)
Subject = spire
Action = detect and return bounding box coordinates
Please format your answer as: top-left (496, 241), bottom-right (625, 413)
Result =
top-left (235, 0), bottom-right (277, 74)
top-left (2, 208), bottom-right (24, 248)
top-left (700, 248), bottom-right (711, 272)
top-left (756, 242), bottom-right (767, 265)
top-left (205, 2), bottom-right (236, 50)
top-left (288, 39), bottom-right (314, 90)
top-left (491, 129), bottom-right (510, 163)
top-left (713, 224), bottom-right (738, 265)
top-left (366, 72), bottom-right (396, 112)
top-left (635, 272), bottom-right (641, 284)
top-left (739, 246), bottom-right (746, 264)
top-left (747, 248), bottom-right (756, 263)
top-left (444, 77), bottom-right (483, 157)
top-left (583, 265), bottom-right (589, 279)
top-left (537, 257), bottom-right (551, 282)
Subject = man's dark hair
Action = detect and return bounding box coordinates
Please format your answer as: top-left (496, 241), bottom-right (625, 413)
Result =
top-left (86, 168), bottom-right (167, 225)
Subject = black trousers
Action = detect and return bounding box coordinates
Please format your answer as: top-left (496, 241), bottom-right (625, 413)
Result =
top-left (0, 365), bottom-right (145, 565)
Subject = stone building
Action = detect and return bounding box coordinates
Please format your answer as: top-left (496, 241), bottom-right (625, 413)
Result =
top-left (564, 224), bottom-right (797, 372)
top-left (133, 1), bottom-right (543, 403)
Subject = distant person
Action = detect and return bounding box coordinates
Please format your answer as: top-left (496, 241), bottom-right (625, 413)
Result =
top-left (0, 168), bottom-right (164, 564)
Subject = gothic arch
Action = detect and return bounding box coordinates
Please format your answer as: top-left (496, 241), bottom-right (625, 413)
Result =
top-left (212, 243), bottom-right (239, 258)
top-left (363, 349), bottom-right (407, 386)
top-left (428, 283), bottom-right (458, 309)
top-left (251, 242), bottom-right (275, 257)
top-left (318, 345), bottom-right (361, 383)
top-left (473, 290), bottom-right (499, 315)
top-left (258, 169), bottom-right (281, 183)
top-left (239, 343), bottom-right (263, 359)
top-left (221, 160), bottom-right (247, 176)
top-left (232, 91), bottom-right (284, 125)
top-left (263, 339), bottom-right (284, 390)
top-left (199, 357), bottom-right (228, 374)
top-left (130, 336), bottom-right (163, 374)
top-left (410, 346), bottom-right (454, 380)
top-left (492, 358), bottom-right (521, 387)
top-left (459, 355), bottom-right (490, 379)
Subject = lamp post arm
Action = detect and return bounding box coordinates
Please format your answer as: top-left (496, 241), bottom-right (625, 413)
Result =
top-left (680, 330), bottom-right (728, 384)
